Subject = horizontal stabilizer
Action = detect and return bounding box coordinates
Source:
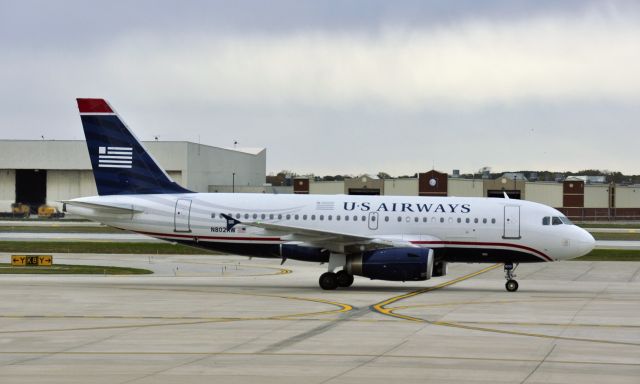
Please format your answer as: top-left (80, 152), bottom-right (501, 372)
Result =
top-left (62, 200), bottom-right (143, 214)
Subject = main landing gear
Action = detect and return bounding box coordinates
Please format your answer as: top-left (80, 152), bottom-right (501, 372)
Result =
top-left (504, 262), bottom-right (519, 292)
top-left (319, 270), bottom-right (354, 290)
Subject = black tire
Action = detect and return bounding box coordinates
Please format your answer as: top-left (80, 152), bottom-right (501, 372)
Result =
top-left (505, 279), bottom-right (519, 292)
top-left (336, 270), bottom-right (354, 287)
top-left (319, 272), bottom-right (338, 290)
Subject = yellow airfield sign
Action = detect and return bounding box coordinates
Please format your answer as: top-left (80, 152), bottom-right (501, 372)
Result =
top-left (11, 255), bottom-right (53, 266)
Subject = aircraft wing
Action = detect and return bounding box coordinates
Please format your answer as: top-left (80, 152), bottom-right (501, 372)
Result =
top-left (221, 214), bottom-right (419, 253)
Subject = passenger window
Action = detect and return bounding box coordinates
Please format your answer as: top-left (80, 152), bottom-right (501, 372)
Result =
top-left (235, 213), bottom-right (241, 219)
top-left (311, 215), bottom-right (316, 220)
top-left (542, 217), bottom-right (550, 225)
top-left (303, 214), bottom-right (307, 220)
top-left (260, 214), bottom-right (265, 220)
top-left (278, 214), bottom-right (282, 220)
top-left (362, 216), bottom-right (366, 221)
top-left (457, 218), bottom-right (461, 223)
top-left (211, 213), bottom-right (216, 219)
top-left (319, 215), bottom-right (324, 221)
top-left (397, 216), bottom-right (402, 222)
top-left (385, 216), bottom-right (389, 222)
top-left (286, 214), bottom-right (291, 220)
top-left (448, 218), bottom-right (453, 223)
top-left (440, 217), bottom-right (444, 223)
top-left (294, 214), bottom-right (299, 220)
top-left (328, 215), bottom-right (332, 221)
top-left (352, 215), bottom-right (357, 221)
top-left (552, 216), bottom-right (563, 225)
top-left (253, 214), bottom-right (258, 219)
top-left (491, 218), bottom-right (496, 224)
top-left (336, 215), bottom-right (341, 221)
top-left (269, 214), bottom-right (274, 220)
top-left (483, 218), bottom-right (487, 224)
top-left (423, 217), bottom-right (427, 223)
top-left (345, 215), bottom-right (349, 221)
top-left (465, 218), bottom-right (470, 224)
top-left (474, 218), bottom-right (478, 224)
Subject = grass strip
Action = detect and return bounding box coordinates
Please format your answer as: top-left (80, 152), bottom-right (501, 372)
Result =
top-left (0, 226), bottom-right (125, 234)
top-left (0, 263), bottom-right (152, 275)
top-left (590, 232), bottom-right (640, 241)
top-left (578, 223), bottom-right (640, 229)
top-left (574, 249), bottom-right (640, 261)
top-left (0, 241), bottom-right (218, 255)
top-left (1, 242), bottom-right (639, 261)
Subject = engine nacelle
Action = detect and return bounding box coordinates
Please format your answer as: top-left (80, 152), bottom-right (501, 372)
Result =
top-left (346, 248), bottom-right (434, 281)
top-left (280, 244), bottom-right (330, 263)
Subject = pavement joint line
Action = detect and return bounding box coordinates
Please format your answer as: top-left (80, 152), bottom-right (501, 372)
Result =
top-left (0, 350), bottom-right (637, 366)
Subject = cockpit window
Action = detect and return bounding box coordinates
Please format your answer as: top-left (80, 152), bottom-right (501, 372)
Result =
top-left (559, 216), bottom-right (573, 225)
top-left (544, 215), bottom-right (573, 226)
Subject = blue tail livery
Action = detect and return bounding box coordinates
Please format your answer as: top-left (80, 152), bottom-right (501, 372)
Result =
top-left (77, 98), bottom-right (191, 195)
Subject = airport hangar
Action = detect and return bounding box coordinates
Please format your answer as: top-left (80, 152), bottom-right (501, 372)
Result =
top-left (0, 140), bottom-right (266, 213)
top-left (288, 171), bottom-right (640, 221)
top-left (1, 139), bottom-right (640, 221)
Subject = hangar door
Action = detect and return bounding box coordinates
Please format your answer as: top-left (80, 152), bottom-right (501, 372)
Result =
top-left (15, 169), bottom-right (47, 213)
top-left (174, 198), bottom-right (192, 232)
top-left (503, 205), bottom-right (521, 239)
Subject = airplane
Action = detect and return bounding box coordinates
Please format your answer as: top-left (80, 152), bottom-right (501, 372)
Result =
top-left (64, 98), bottom-right (596, 292)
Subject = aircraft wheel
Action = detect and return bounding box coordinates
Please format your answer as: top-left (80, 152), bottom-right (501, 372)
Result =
top-left (319, 272), bottom-right (338, 290)
top-left (336, 270), bottom-right (354, 287)
top-left (505, 279), bottom-right (519, 292)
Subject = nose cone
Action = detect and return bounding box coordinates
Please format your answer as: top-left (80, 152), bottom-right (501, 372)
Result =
top-left (575, 228), bottom-right (596, 257)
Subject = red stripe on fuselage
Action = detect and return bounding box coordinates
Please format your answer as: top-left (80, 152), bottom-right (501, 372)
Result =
top-left (412, 240), bottom-right (553, 262)
top-left (134, 229), bottom-right (283, 242)
top-left (132, 229), bottom-right (552, 261)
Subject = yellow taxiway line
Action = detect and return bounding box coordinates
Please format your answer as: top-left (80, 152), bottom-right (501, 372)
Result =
top-left (371, 263), bottom-right (640, 347)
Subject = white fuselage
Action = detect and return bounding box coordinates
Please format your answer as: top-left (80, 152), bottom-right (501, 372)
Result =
top-left (67, 193), bottom-right (595, 263)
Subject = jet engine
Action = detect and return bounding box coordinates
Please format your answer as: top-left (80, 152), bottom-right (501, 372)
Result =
top-left (346, 248), bottom-right (434, 281)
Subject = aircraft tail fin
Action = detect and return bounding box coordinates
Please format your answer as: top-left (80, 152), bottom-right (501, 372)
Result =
top-left (77, 98), bottom-right (192, 196)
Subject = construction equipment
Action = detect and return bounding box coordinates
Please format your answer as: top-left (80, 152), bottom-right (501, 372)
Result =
top-left (11, 203), bottom-right (30, 218)
top-left (37, 204), bottom-right (65, 219)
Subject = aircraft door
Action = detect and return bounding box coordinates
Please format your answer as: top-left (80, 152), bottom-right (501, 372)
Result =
top-left (174, 198), bottom-right (192, 232)
top-left (368, 212), bottom-right (379, 230)
top-left (503, 205), bottom-right (521, 239)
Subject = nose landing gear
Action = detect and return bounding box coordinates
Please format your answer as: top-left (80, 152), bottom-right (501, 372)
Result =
top-left (504, 262), bottom-right (519, 292)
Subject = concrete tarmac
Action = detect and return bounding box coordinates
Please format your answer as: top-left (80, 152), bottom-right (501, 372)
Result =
top-left (0, 254), bottom-right (638, 383)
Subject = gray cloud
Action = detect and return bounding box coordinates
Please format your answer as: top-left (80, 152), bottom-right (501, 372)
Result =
top-left (0, 0), bottom-right (639, 176)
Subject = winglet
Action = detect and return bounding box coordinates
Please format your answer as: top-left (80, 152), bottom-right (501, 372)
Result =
top-left (221, 214), bottom-right (242, 231)
top-left (503, 192), bottom-right (510, 199)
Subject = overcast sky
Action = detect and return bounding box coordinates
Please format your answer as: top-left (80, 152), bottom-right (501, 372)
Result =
top-left (1, 0), bottom-right (639, 176)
